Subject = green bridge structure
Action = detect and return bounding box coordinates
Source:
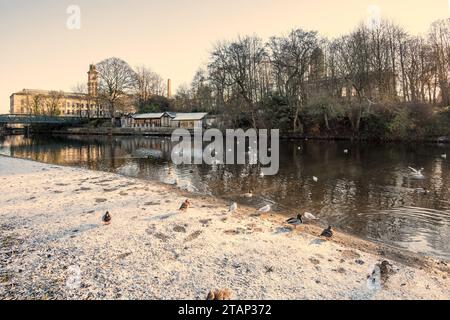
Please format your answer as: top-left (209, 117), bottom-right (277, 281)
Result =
top-left (0, 114), bottom-right (88, 125)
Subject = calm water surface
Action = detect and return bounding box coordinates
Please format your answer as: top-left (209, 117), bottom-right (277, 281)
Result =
top-left (1, 134), bottom-right (450, 260)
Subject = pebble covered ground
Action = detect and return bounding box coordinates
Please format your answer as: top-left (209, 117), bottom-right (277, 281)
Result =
top-left (0, 155), bottom-right (449, 300)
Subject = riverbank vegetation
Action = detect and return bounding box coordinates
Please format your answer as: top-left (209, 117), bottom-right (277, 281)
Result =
top-left (171, 18), bottom-right (450, 140)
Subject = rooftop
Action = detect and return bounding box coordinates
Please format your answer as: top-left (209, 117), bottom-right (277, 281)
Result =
top-left (132, 113), bottom-right (166, 119)
top-left (11, 89), bottom-right (86, 98)
top-left (171, 113), bottom-right (208, 121)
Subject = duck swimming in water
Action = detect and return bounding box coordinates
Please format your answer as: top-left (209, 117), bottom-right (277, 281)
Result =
top-left (102, 211), bottom-right (112, 225)
top-left (320, 226), bottom-right (333, 238)
top-left (286, 214), bottom-right (303, 228)
top-left (179, 199), bottom-right (191, 212)
top-left (408, 167), bottom-right (425, 180)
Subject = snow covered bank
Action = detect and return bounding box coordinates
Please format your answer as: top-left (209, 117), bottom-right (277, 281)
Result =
top-left (0, 155), bottom-right (449, 300)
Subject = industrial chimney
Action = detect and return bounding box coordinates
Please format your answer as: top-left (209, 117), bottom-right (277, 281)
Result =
top-left (167, 79), bottom-right (172, 99)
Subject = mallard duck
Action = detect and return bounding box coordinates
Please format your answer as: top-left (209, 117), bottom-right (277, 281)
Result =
top-left (102, 211), bottom-right (111, 225)
top-left (286, 214), bottom-right (303, 228)
top-left (370, 260), bottom-right (394, 284)
top-left (179, 199), bottom-right (191, 212)
top-left (229, 202), bottom-right (238, 213)
top-left (320, 226), bottom-right (333, 238)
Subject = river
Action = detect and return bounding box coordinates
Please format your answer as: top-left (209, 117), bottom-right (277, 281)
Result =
top-left (1, 134), bottom-right (449, 260)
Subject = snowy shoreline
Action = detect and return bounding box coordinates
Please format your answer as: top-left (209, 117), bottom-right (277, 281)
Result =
top-left (0, 155), bottom-right (449, 300)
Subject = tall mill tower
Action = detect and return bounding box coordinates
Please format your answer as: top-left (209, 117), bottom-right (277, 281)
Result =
top-left (87, 64), bottom-right (99, 97)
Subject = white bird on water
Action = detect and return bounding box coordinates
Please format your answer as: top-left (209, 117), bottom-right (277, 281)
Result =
top-left (441, 154), bottom-right (447, 159)
top-left (229, 202), bottom-right (238, 213)
top-left (408, 167), bottom-right (425, 180)
top-left (313, 176), bottom-right (319, 183)
top-left (258, 204), bottom-right (271, 213)
top-left (344, 149), bottom-right (349, 154)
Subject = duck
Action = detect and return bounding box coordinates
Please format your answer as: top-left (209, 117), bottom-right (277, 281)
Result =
top-left (179, 199), bottom-right (191, 212)
top-left (320, 226), bottom-right (333, 238)
top-left (229, 202), bottom-right (238, 213)
top-left (302, 212), bottom-right (318, 221)
top-left (258, 204), bottom-right (271, 213)
top-left (242, 190), bottom-right (253, 198)
top-left (286, 214), bottom-right (303, 228)
top-left (370, 260), bottom-right (394, 284)
top-left (408, 167), bottom-right (425, 180)
top-left (206, 288), bottom-right (232, 300)
top-left (102, 211), bottom-right (112, 225)
top-left (441, 154), bottom-right (447, 159)
top-left (313, 176), bottom-right (319, 183)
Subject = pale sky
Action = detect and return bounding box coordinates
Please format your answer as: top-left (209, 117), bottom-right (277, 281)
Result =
top-left (0, 0), bottom-right (449, 113)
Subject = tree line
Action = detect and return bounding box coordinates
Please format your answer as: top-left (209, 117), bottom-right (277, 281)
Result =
top-left (175, 18), bottom-right (450, 139)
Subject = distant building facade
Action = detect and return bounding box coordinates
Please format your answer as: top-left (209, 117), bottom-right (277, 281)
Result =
top-left (9, 65), bottom-right (110, 118)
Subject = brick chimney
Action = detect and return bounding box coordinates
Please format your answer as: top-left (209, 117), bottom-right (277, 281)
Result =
top-left (167, 79), bottom-right (172, 99)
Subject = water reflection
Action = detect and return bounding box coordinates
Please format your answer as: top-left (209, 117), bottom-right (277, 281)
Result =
top-left (1, 134), bottom-right (449, 260)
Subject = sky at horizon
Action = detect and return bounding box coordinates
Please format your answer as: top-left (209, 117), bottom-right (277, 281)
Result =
top-left (0, 0), bottom-right (449, 113)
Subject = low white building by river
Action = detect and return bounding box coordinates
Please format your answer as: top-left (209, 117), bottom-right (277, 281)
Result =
top-left (123, 112), bottom-right (209, 129)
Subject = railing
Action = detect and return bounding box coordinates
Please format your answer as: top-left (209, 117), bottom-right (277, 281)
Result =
top-left (0, 114), bottom-right (87, 125)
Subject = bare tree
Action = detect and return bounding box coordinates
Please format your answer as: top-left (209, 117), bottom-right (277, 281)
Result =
top-left (72, 83), bottom-right (93, 118)
top-left (428, 19), bottom-right (450, 106)
top-left (134, 65), bottom-right (166, 111)
top-left (209, 36), bottom-right (267, 128)
top-left (29, 94), bottom-right (45, 115)
top-left (45, 91), bottom-right (64, 116)
top-left (96, 57), bottom-right (137, 123)
top-left (269, 29), bottom-right (319, 132)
